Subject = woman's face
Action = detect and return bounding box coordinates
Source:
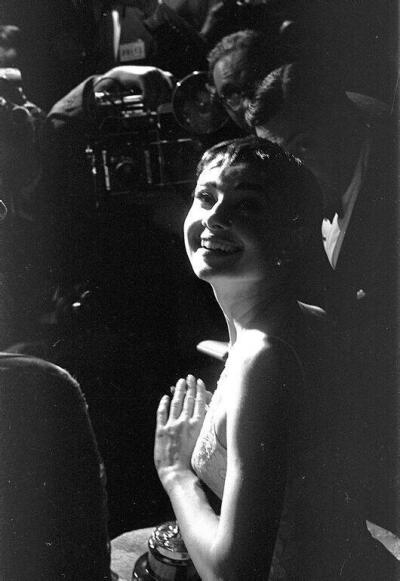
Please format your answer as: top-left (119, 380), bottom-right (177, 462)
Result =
top-left (184, 159), bottom-right (281, 284)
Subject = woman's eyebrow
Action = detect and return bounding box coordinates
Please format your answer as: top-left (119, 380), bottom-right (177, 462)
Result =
top-left (196, 181), bottom-right (217, 190)
top-left (233, 181), bottom-right (265, 192)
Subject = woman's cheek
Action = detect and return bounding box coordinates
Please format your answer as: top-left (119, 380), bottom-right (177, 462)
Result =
top-left (183, 211), bottom-right (200, 258)
top-left (183, 218), bottom-right (192, 259)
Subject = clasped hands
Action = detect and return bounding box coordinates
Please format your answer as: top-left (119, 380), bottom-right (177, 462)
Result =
top-left (154, 374), bottom-right (211, 489)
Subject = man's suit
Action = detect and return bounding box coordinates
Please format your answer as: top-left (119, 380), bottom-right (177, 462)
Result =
top-left (322, 97), bottom-right (399, 570)
top-left (325, 95), bottom-right (396, 331)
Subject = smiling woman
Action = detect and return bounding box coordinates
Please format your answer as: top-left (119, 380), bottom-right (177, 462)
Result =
top-left (152, 137), bottom-right (362, 580)
top-left (184, 137), bottom-right (323, 295)
top-left (152, 137), bottom-right (395, 579)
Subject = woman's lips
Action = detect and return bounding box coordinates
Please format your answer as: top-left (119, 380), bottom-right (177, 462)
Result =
top-left (200, 238), bottom-right (242, 254)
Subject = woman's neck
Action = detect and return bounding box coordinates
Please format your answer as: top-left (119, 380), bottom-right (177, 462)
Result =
top-left (212, 279), bottom-right (298, 346)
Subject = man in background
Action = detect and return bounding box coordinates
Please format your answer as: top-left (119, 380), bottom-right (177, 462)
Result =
top-left (248, 60), bottom-right (399, 577)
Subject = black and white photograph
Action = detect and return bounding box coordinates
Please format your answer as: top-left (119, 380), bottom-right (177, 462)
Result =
top-left (0, 1), bottom-right (398, 579)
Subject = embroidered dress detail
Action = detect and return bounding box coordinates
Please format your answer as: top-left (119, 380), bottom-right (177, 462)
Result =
top-left (191, 369), bottom-right (228, 499)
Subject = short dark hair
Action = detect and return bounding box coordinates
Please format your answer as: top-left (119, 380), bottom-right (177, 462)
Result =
top-left (246, 61), bottom-right (348, 128)
top-left (207, 29), bottom-right (282, 82)
top-left (197, 135), bottom-right (321, 233)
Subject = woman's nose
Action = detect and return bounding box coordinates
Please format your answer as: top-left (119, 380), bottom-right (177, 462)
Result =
top-left (202, 203), bottom-right (232, 230)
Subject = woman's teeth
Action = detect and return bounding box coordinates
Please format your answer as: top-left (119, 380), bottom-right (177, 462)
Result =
top-left (201, 239), bottom-right (240, 254)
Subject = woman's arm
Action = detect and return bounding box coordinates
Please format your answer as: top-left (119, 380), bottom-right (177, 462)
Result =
top-left (155, 375), bottom-right (221, 579)
top-left (154, 339), bottom-right (291, 580)
top-left (213, 338), bottom-right (290, 579)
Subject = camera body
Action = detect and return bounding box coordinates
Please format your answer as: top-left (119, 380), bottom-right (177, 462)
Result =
top-left (0, 68), bottom-right (34, 132)
top-left (0, 68), bottom-right (43, 221)
top-left (85, 72), bottom-right (228, 204)
top-left (86, 90), bottom-right (204, 203)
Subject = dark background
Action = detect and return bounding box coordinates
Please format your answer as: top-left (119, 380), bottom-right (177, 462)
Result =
top-left (0, 0), bottom-right (398, 538)
top-left (0, 1), bottom-right (398, 111)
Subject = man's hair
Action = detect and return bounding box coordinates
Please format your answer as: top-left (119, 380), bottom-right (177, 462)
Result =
top-left (246, 61), bottom-right (348, 128)
top-left (197, 135), bottom-right (321, 233)
top-left (207, 29), bottom-right (282, 81)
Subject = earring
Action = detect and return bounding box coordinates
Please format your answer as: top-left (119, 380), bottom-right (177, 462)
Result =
top-left (274, 248), bottom-right (292, 268)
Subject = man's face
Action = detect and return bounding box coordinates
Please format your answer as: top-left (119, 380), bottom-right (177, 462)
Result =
top-left (212, 49), bottom-right (264, 131)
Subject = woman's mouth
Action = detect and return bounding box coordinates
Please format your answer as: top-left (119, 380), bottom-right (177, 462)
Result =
top-left (200, 238), bottom-right (242, 255)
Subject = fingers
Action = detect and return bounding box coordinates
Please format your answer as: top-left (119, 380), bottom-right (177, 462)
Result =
top-left (95, 66), bottom-right (173, 110)
top-left (167, 375), bottom-right (209, 420)
top-left (170, 378), bottom-right (187, 419)
top-left (157, 394), bottom-right (170, 427)
top-left (142, 69), bottom-right (172, 110)
top-left (163, 71), bottom-right (175, 91)
top-left (181, 375), bottom-right (196, 417)
top-left (193, 378), bottom-right (207, 419)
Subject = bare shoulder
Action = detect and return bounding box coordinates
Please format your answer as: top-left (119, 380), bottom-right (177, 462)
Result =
top-left (229, 330), bottom-right (296, 388)
top-left (223, 330), bottom-right (298, 422)
top-left (225, 330), bottom-right (295, 462)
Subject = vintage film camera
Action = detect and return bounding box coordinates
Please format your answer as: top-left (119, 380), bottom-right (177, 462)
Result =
top-left (0, 68), bottom-right (38, 135)
top-left (0, 68), bottom-right (43, 220)
top-left (85, 72), bottom-right (229, 204)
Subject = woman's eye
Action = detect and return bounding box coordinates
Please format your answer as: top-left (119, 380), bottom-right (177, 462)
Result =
top-left (194, 191), bottom-right (214, 207)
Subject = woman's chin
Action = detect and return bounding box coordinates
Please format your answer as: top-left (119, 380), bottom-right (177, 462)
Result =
top-left (190, 248), bottom-right (242, 281)
top-left (191, 262), bottom-right (220, 282)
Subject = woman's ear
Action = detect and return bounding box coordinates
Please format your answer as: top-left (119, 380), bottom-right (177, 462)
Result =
top-left (279, 225), bottom-right (313, 264)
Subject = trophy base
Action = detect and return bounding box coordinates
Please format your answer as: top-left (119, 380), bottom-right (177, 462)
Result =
top-left (132, 552), bottom-right (156, 580)
top-left (132, 551), bottom-right (200, 581)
